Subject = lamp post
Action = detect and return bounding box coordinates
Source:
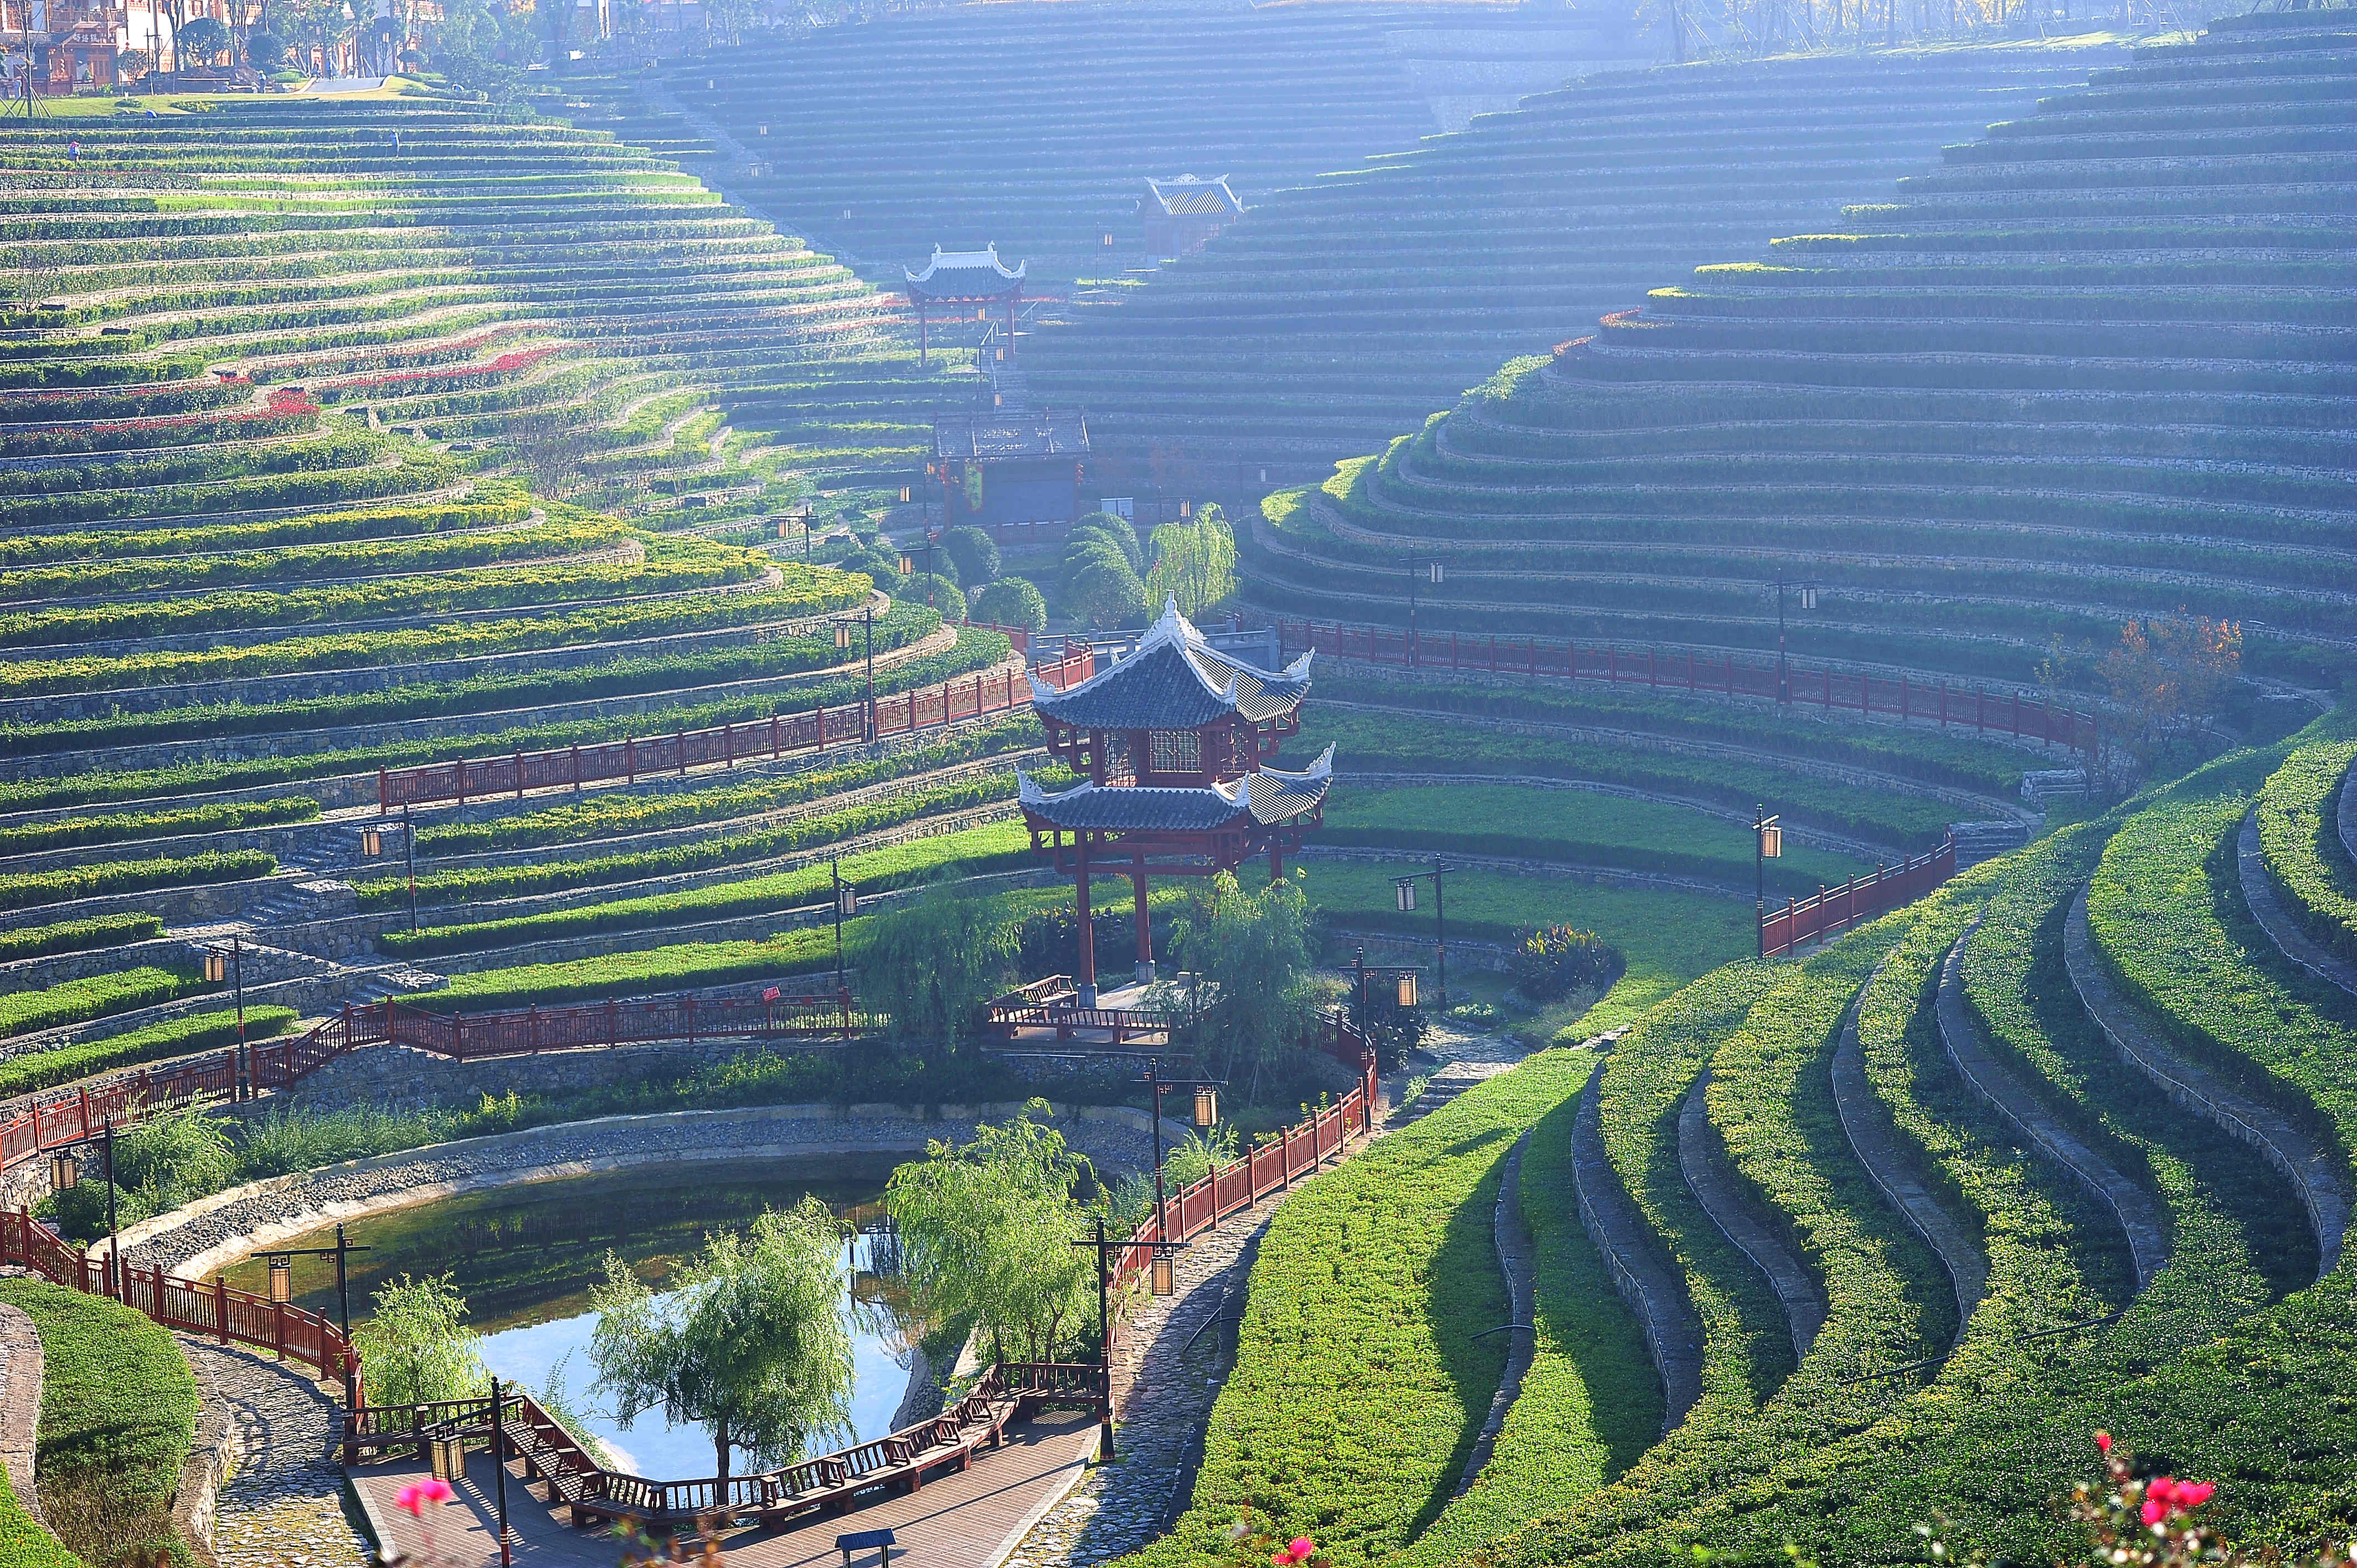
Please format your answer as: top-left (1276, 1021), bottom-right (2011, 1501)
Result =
top-left (1407, 558), bottom-right (1444, 669)
top-left (204, 937), bottom-right (249, 1098)
top-left (1138, 1059), bottom-right (1222, 1268)
top-left (258, 1223), bottom-right (371, 1340)
top-left (1753, 806), bottom-right (1783, 960)
top-left (1392, 858), bottom-right (1457, 1006)
top-left (835, 609), bottom-right (876, 741)
top-left (490, 1374), bottom-right (512, 1568)
top-left (363, 810), bottom-right (419, 935)
top-left (1774, 573), bottom-right (1818, 705)
top-left (897, 530), bottom-right (940, 609)
top-left (830, 859), bottom-right (856, 979)
top-left (58, 1118), bottom-right (127, 1297)
top-left (1070, 1219), bottom-right (1129, 1459)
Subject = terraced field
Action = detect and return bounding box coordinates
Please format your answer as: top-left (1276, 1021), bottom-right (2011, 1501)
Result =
top-left (571, 2), bottom-right (1641, 295)
top-left (1250, 11), bottom-right (2357, 700)
top-left (1026, 38), bottom-right (2127, 481)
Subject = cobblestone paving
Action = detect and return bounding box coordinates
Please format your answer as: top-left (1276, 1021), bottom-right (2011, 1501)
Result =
top-left (182, 1339), bottom-right (369, 1568)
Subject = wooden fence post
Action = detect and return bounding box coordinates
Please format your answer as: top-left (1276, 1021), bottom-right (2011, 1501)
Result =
top-left (215, 1276), bottom-right (229, 1344)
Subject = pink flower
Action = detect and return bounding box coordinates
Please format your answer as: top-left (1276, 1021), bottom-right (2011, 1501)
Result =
top-left (2142, 1499), bottom-right (2166, 1528)
top-left (1270, 1539), bottom-right (1317, 1566)
top-left (2176, 1481), bottom-right (2215, 1509)
top-left (2094, 1431), bottom-right (2112, 1453)
top-left (397, 1477), bottom-right (454, 1515)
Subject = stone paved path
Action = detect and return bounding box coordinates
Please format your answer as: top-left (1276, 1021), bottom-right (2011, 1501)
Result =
top-left (181, 1339), bottom-right (368, 1568)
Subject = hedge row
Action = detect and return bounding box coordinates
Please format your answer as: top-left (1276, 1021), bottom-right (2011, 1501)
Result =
top-left (2254, 740), bottom-right (2357, 967)
top-left (0, 796), bottom-right (317, 858)
top-left (0, 1005), bottom-right (296, 1099)
top-left (0, 493), bottom-right (536, 569)
top-left (0, 850), bottom-right (274, 914)
top-left (0, 913), bottom-right (166, 964)
top-left (0, 966), bottom-right (199, 1042)
top-left (1133, 1051), bottom-right (1593, 1568)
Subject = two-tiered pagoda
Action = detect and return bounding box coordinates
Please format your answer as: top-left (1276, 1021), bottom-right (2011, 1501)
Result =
top-left (1018, 601), bottom-right (1332, 1007)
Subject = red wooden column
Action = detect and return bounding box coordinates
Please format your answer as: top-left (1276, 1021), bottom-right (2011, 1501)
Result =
top-left (1074, 832), bottom-right (1097, 1008)
top-left (1131, 854), bottom-right (1154, 986)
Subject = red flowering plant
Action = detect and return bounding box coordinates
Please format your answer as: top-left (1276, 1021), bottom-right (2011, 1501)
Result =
top-left (1217, 1511), bottom-right (1331, 1568)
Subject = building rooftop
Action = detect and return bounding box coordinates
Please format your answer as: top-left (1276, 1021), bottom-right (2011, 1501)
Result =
top-left (1030, 598), bottom-right (1311, 731)
top-left (1144, 176), bottom-right (1244, 218)
top-left (904, 243), bottom-right (1027, 293)
top-left (1017, 746), bottom-right (1334, 833)
top-left (933, 410), bottom-right (1090, 461)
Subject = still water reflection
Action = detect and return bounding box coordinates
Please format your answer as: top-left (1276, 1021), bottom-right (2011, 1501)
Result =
top-left (219, 1161), bottom-right (915, 1481)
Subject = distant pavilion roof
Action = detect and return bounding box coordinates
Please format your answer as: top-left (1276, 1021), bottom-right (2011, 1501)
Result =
top-left (1029, 598), bottom-right (1311, 731)
top-left (933, 411), bottom-right (1089, 461)
top-left (1017, 746), bottom-right (1334, 833)
top-left (904, 243), bottom-right (1027, 299)
top-left (1144, 176), bottom-right (1244, 218)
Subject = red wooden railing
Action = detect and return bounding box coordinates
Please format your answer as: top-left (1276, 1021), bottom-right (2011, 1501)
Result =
top-left (1272, 617), bottom-right (2098, 760)
top-left (1759, 832), bottom-right (1958, 959)
top-left (0, 1209), bottom-right (362, 1406)
top-left (377, 648), bottom-right (1093, 810)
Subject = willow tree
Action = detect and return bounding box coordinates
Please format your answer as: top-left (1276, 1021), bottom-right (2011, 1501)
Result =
top-left (588, 1196), bottom-right (854, 1492)
top-left (1144, 507), bottom-right (1238, 618)
top-left (883, 1105), bottom-right (1097, 1365)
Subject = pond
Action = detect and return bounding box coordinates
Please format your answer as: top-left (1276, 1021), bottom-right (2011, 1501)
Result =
top-left (217, 1158), bottom-right (920, 1482)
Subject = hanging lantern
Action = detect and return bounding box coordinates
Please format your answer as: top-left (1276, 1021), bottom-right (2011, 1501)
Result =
top-left (1799, 585), bottom-right (1818, 612)
top-left (268, 1255), bottom-right (293, 1304)
top-left (1397, 973), bottom-right (1419, 1008)
top-left (361, 827), bottom-right (383, 858)
top-left (48, 1149), bottom-right (76, 1193)
top-left (1102, 233), bottom-right (1114, 247)
top-left (837, 884), bottom-right (858, 917)
top-left (1428, 561), bottom-right (1445, 586)
top-left (203, 950), bottom-right (227, 984)
top-left (1192, 1086), bottom-right (1217, 1128)
top-left (1396, 881), bottom-right (1417, 914)
top-left (1760, 822), bottom-right (1783, 859)
top-left (898, 553), bottom-right (914, 576)
top-left (899, 486), bottom-right (912, 503)
top-left (834, 621), bottom-right (852, 652)
top-left (779, 517), bottom-right (793, 539)
top-left (1150, 1252), bottom-right (1176, 1297)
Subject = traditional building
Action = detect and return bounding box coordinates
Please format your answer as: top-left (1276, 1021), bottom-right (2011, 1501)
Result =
top-left (1140, 176), bottom-right (1242, 259)
top-left (1018, 600), bottom-right (1331, 1006)
top-left (930, 410), bottom-right (1088, 544)
top-left (903, 243), bottom-right (1023, 368)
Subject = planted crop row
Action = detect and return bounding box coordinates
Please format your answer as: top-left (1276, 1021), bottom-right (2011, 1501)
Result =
top-left (0, 628), bottom-right (1012, 811)
top-left (0, 914), bottom-right (166, 964)
top-left (359, 772), bottom-right (1017, 909)
top-left (418, 716), bottom-right (1042, 854)
top-left (0, 966), bottom-right (199, 1042)
top-left (0, 850), bottom-right (274, 914)
top-left (1321, 785), bottom-right (1870, 895)
top-left (1135, 1051), bottom-right (1594, 1568)
top-left (379, 819), bottom-right (1035, 958)
top-left (0, 797), bottom-right (317, 858)
top-left (0, 493), bottom-right (537, 568)
top-left (0, 604), bottom-right (940, 755)
top-left (2253, 740), bottom-right (2357, 966)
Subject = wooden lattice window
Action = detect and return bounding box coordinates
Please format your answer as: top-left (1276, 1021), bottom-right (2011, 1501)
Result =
top-left (1150, 730), bottom-right (1202, 776)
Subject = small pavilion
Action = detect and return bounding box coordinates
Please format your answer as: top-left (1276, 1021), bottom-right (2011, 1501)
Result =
top-left (1140, 176), bottom-right (1244, 259)
top-left (904, 243), bottom-right (1025, 368)
top-left (1017, 600), bottom-right (1331, 1007)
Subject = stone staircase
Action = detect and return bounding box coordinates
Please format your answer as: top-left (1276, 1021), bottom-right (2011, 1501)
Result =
top-left (1949, 820), bottom-right (2034, 871)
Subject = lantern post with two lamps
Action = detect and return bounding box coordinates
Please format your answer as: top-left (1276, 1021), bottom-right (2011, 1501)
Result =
top-left (830, 858), bottom-right (857, 979)
top-left (1406, 558), bottom-right (1445, 668)
top-left (47, 1120), bottom-right (121, 1298)
top-left (1753, 806), bottom-right (1783, 959)
top-left (1137, 1059), bottom-right (1221, 1281)
top-left (1392, 858), bottom-right (1456, 1007)
top-left (256, 1221), bottom-right (371, 1342)
top-left (1773, 574), bottom-right (1818, 705)
top-left (834, 611), bottom-right (876, 742)
top-left (897, 531), bottom-right (940, 610)
top-left (1068, 1216), bottom-right (1184, 1462)
top-left (202, 939), bottom-right (249, 1098)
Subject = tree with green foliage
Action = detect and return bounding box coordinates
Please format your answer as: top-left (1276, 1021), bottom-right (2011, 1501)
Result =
top-left (1168, 869), bottom-right (1321, 1100)
top-left (1144, 506), bottom-right (1237, 618)
top-left (942, 527), bottom-right (1000, 589)
top-left (588, 1196), bottom-right (853, 1492)
top-left (353, 1274), bottom-right (490, 1406)
top-left (858, 881), bottom-right (1018, 1044)
top-left (883, 1105), bottom-right (1098, 1364)
top-left (970, 576), bottom-right (1047, 632)
top-left (176, 15), bottom-right (229, 62)
top-left (896, 574), bottom-right (965, 625)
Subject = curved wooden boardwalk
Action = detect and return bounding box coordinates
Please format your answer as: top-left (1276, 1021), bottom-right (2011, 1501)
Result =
top-left (1935, 924), bottom-right (2169, 1291)
top-left (1569, 1059), bottom-right (1703, 1434)
top-left (1829, 987), bottom-right (1988, 1337)
top-left (2237, 809), bottom-right (2357, 1003)
top-left (351, 1411), bottom-right (1102, 1568)
top-left (1678, 1071), bottom-right (1825, 1361)
top-left (1454, 1128), bottom-right (1537, 1497)
top-left (2063, 886), bottom-right (2348, 1281)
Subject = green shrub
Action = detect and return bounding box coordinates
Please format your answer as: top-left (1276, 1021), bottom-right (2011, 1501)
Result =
top-left (1134, 1050), bottom-right (1593, 1568)
top-left (2254, 740), bottom-right (2357, 964)
top-left (0, 967), bottom-right (197, 1041)
top-left (0, 914), bottom-right (163, 963)
top-left (0, 798), bottom-right (316, 857)
top-left (970, 577), bottom-right (1047, 633)
top-left (942, 526), bottom-right (1000, 588)
top-left (0, 851), bottom-right (272, 913)
top-left (1509, 926), bottom-right (1625, 1003)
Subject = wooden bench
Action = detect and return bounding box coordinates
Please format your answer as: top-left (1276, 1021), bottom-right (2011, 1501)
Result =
top-left (837, 1526), bottom-right (896, 1566)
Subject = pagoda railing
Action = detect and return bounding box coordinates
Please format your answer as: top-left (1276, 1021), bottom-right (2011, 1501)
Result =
top-left (378, 647), bottom-right (1092, 811)
top-left (1272, 618), bottom-right (2097, 760)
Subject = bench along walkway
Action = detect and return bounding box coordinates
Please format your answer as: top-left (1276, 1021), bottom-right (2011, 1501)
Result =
top-left (353, 1405), bottom-right (1103, 1568)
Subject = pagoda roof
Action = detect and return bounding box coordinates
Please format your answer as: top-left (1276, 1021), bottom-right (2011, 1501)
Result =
top-left (1144, 176), bottom-right (1243, 218)
top-left (1029, 598), bottom-right (1310, 730)
top-left (1017, 746), bottom-right (1334, 833)
top-left (904, 243), bottom-right (1026, 296)
top-left (933, 411), bottom-right (1089, 461)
